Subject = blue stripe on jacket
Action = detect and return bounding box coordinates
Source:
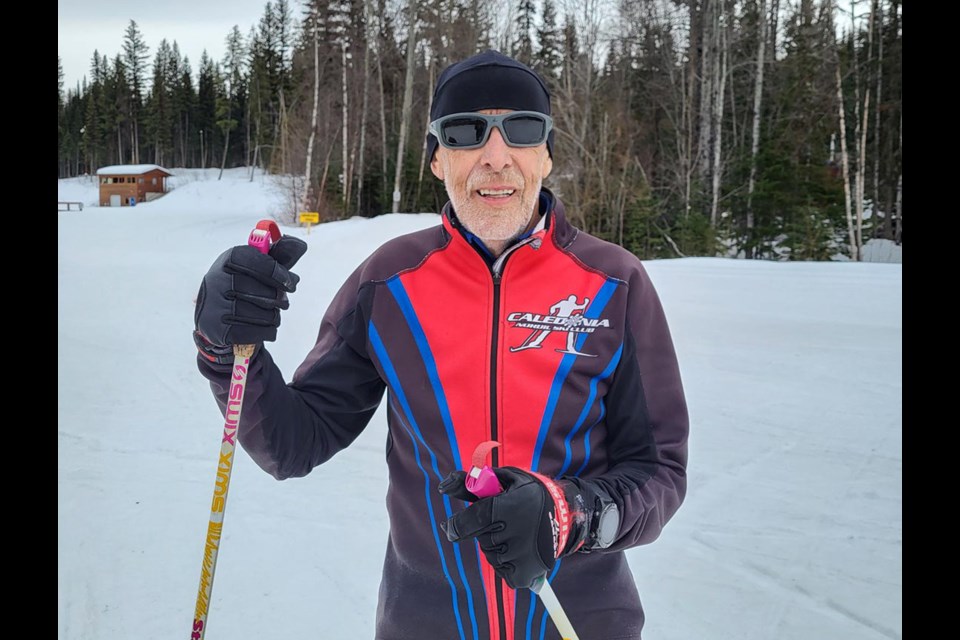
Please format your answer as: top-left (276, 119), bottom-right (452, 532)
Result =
top-left (369, 321), bottom-right (472, 640)
top-left (530, 279), bottom-right (621, 472)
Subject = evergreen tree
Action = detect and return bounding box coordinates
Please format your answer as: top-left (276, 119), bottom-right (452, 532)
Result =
top-left (122, 20), bottom-right (150, 162)
top-left (536, 0), bottom-right (562, 86)
top-left (512, 0), bottom-right (535, 66)
top-left (751, 0), bottom-right (843, 259)
top-left (145, 39), bottom-right (175, 165)
top-left (107, 54), bottom-right (132, 164)
top-left (174, 46), bottom-right (197, 168)
top-left (219, 26), bottom-right (247, 173)
top-left (83, 52), bottom-right (106, 171)
top-left (249, 1), bottom-right (294, 171)
top-left (59, 57), bottom-right (65, 175)
top-left (58, 57), bottom-right (65, 119)
top-left (196, 52), bottom-right (219, 169)
top-left (62, 89), bottom-right (86, 176)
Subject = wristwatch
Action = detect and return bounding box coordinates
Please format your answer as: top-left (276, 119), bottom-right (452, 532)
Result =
top-left (590, 502), bottom-right (620, 549)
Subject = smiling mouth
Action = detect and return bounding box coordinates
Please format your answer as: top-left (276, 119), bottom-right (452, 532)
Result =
top-left (476, 188), bottom-right (516, 198)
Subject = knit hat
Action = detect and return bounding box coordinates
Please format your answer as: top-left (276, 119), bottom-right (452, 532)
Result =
top-left (426, 50), bottom-right (553, 162)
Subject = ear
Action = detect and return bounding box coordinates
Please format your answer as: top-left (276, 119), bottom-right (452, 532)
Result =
top-left (542, 153), bottom-right (553, 179)
top-left (430, 151), bottom-right (445, 180)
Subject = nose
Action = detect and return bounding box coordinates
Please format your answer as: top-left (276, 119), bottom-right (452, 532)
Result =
top-left (479, 125), bottom-right (512, 172)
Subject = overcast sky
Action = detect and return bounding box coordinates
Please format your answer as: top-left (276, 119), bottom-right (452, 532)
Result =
top-left (58, 0), bottom-right (281, 90)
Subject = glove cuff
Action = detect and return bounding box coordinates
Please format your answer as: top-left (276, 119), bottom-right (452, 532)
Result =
top-left (525, 472), bottom-right (601, 557)
top-left (194, 330), bottom-right (257, 366)
top-left (525, 472), bottom-right (579, 558)
top-left (555, 478), bottom-right (594, 555)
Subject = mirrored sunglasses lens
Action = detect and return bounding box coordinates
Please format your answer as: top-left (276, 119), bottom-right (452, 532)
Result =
top-left (503, 116), bottom-right (546, 145)
top-left (442, 118), bottom-right (486, 147)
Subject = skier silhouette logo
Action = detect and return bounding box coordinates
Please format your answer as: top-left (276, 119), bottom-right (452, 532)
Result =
top-left (509, 294), bottom-right (598, 357)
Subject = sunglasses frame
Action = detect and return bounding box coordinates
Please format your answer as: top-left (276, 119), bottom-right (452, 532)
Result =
top-left (429, 111), bottom-right (554, 150)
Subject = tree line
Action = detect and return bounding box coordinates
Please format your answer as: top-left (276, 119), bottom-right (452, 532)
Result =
top-left (57, 0), bottom-right (901, 261)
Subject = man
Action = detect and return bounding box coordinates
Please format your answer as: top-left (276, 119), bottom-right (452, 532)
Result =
top-left (194, 50), bottom-right (688, 640)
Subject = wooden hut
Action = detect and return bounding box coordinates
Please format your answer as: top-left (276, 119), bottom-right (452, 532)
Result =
top-left (97, 165), bottom-right (173, 207)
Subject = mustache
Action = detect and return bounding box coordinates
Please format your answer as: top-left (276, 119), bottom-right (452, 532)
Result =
top-left (466, 168), bottom-right (525, 191)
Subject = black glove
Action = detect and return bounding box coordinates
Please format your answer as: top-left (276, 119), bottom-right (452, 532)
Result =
top-left (439, 467), bottom-right (596, 590)
top-left (194, 235), bottom-right (308, 363)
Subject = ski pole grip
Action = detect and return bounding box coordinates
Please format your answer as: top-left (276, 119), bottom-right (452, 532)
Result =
top-left (239, 220), bottom-right (281, 352)
top-left (466, 440), bottom-right (503, 498)
top-left (247, 219), bottom-right (281, 255)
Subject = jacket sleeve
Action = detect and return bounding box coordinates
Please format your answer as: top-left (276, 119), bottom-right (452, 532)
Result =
top-left (196, 268), bottom-right (386, 480)
top-left (570, 263), bottom-right (689, 552)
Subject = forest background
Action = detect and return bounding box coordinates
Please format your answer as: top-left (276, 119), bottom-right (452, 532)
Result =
top-left (57, 0), bottom-right (902, 262)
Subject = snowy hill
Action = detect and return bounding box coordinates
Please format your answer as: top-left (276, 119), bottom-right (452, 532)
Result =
top-left (58, 168), bottom-right (902, 640)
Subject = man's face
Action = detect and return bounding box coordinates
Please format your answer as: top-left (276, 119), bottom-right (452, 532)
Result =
top-left (430, 108), bottom-right (553, 256)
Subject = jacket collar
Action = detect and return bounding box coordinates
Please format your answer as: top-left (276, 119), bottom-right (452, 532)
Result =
top-left (440, 187), bottom-right (575, 257)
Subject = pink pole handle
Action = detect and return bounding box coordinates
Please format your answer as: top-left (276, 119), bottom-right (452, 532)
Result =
top-left (247, 220), bottom-right (280, 254)
top-left (465, 440), bottom-right (503, 498)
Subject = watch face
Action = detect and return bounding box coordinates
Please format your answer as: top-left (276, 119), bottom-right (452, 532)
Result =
top-left (597, 504), bottom-right (619, 548)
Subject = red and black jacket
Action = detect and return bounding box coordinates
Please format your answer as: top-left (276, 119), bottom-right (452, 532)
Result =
top-left (198, 191), bottom-right (689, 640)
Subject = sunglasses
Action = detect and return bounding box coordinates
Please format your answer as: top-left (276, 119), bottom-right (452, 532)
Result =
top-left (429, 111), bottom-right (553, 150)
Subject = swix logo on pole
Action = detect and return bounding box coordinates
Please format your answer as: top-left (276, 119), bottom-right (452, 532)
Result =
top-left (222, 359), bottom-right (248, 445)
top-left (212, 449), bottom-right (233, 513)
top-left (508, 294), bottom-right (610, 357)
top-left (223, 397), bottom-right (240, 445)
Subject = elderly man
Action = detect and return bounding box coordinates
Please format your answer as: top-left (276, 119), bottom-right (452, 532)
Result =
top-left (194, 49), bottom-right (688, 640)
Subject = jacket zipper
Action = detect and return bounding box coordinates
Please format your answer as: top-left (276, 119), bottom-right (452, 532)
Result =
top-left (487, 238), bottom-right (536, 639)
top-left (488, 236), bottom-right (535, 465)
top-left (490, 272), bottom-right (502, 466)
top-left (487, 238), bottom-right (533, 461)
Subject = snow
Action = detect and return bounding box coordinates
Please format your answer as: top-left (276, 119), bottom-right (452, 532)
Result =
top-left (861, 238), bottom-right (902, 263)
top-left (58, 168), bottom-right (902, 640)
top-left (95, 164), bottom-right (173, 176)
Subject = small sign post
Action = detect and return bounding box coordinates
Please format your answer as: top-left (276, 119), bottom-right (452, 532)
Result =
top-left (299, 212), bottom-right (320, 234)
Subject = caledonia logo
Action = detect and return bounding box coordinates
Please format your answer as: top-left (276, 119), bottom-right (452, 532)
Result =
top-left (508, 294), bottom-right (610, 357)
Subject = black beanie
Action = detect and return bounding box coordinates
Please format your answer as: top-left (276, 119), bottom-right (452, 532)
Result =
top-left (427, 50), bottom-right (553, 162)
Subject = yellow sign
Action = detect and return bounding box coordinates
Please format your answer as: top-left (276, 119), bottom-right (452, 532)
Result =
top-left (299, 212), bottom-right (320, 224)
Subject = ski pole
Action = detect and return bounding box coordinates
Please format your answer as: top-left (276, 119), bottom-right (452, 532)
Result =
top-left (465, 441), bottom-right (581, 640)
top-left (191, 220), bottom-right (282, 640)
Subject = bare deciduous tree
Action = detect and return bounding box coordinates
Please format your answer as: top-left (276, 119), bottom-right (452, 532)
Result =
top-left (392, 0), bottom-right (418, 213)
top-left (746, 0), bottom-right (769, 253)
top-left (302, 14), bottom-right (321, 215)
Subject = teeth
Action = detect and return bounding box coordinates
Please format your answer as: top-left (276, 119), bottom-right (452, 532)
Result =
top-left (478, 189), bottom-right (515, 196)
